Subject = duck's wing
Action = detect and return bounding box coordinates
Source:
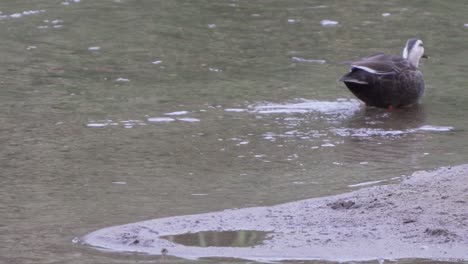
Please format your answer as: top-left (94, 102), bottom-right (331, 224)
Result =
top-left (357, 52), bottom-right (387, 62)
top-left (346, 54), bottom-right (411, 74)
top-left (340, 53), bottom-right (385, 65)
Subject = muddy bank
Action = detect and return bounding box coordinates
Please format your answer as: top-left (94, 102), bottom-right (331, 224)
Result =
top-left (78, 164), bottom-right (468, 262)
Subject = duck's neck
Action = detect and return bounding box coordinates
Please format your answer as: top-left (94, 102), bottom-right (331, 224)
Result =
top-left (402, 46), bottom-right (422, 68)
top-left (407, 54), bottom-right (421, 68)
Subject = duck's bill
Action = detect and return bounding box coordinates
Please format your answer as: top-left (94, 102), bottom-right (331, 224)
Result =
top-left (422, 54), bottom-right (429, 59)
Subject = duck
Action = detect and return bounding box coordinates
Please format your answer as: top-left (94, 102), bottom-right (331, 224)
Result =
top-left (339, 38), bottom-right (427, 109)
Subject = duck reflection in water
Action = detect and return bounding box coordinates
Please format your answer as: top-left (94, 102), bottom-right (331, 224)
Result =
top-left (347, 104), bottom-right (427, 132)
top-left (337, 105), bottom-right (429, 171)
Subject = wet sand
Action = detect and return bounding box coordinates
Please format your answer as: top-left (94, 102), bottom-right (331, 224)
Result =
top-left (79, 164), bottom-right (468, 262)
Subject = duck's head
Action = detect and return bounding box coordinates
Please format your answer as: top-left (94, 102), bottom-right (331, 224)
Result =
top-left (402, 38), bottom-right (426, 68)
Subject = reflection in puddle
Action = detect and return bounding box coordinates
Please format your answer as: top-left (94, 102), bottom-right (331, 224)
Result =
top-left (160, 230), bottom-right (271, 247)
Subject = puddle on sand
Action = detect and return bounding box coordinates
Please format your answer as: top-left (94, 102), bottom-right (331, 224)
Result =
top-left (160, 230), bottom-right (271, 247)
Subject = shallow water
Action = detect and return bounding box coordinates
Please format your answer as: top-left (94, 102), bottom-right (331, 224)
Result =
top-left (1, 1), bottom-right (468, 263)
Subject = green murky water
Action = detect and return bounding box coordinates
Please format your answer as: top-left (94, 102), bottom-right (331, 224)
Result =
top-left (1, 1), bottom-right (468, 263)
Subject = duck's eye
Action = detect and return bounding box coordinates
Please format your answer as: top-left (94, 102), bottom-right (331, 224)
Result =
top-left (419, 43), bottom-right (424, 47)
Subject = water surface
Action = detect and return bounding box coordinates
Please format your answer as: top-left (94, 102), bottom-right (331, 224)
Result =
top-left (1, 1), bottom-right (468, 263)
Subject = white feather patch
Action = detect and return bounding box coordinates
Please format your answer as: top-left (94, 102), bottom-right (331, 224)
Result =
top-left (352, 65), bottom-right (378, 74)
top-left (402, 45), bottom-right (409, 59)
top-left (343, 78), bottom-right (368, 84)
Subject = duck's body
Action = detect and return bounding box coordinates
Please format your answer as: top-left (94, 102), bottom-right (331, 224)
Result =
top-left (340, 39), bottom-right (426, 109)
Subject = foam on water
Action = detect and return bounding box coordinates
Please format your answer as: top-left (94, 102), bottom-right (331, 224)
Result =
top-left (62, 0), bottom-right (80, 5)
top-left (262, 130), bottom-right (330, 143)
top-left (224, 108), bottom-right (247, 112)
top-left (147, 117), bottom-right (175, 122)
top-left (250, 99), bottom-right (361, 118)
top-left (87, 119), bottom-right (147, 128)
top-left (87, 123), bottom-right (108, 128)
top-left (320, 19), bottom-right (339, 27)
top-left (0, 9), bottom-right (45, 19)
top-left (177, 117), bottom-right (200, 122)
top-left (164, 111), bottom-right (189, 116)
top-left (416, 125), bottom-right (453, 132)
top-left (332, 128), bottom-right (406, 137)
top-left (208, 67), bottom-right (222, 72)
top-left (333, 125), bottom-right (454, 138)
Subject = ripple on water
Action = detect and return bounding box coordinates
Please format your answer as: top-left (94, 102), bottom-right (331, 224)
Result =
top-left (177, 117), bottom-right (200, 122)
top-left (87, 119), bottom-right (147, 128)
top-left (320, 19), bottom-right (339, 27)
top-left (416, 125), bottom-right (453, 132)
top-left (164, 111), bottom-right (189, 116)
top-left (0, 9), bottom-right (45, 19)
top-left (62, 0), bottom-right (81, 5)
top-left (86, 113), bottom-right (203, 128)
top-left (224, 108), bottom-right (247, 112)
top-left (86, 123), bottom-right (108, 128)
top-left (332, 128), bottom-right (407, 138)
top-left (147, 117), bottom-right (175, 122)
top-left (332, 125), bottom-right (454, 138)
top-left (291, 57), bottom-right (326, 64)
top-left (250, 99), bottom-right (361, 118)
